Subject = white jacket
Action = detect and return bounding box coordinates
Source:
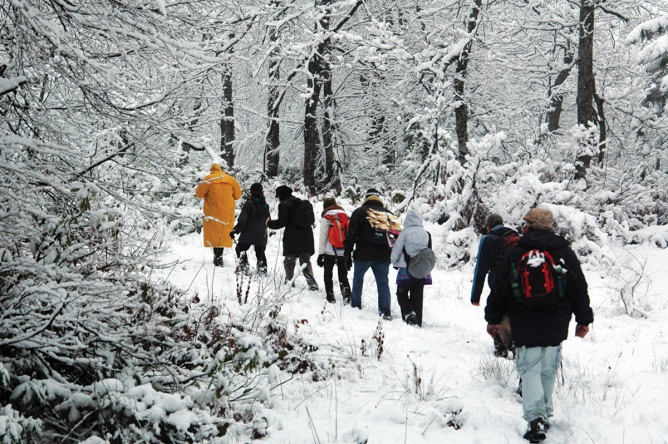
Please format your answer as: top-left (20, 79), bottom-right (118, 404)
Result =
top-left (318, 207), bottom-right (347, 256)
top-left (391, 210), bottom-right (430, 268)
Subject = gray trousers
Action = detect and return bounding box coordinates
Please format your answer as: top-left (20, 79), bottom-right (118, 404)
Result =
top-left (284, 253), bottom-right (318, 289)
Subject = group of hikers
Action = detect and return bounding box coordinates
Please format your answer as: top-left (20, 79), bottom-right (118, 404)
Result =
top-left (196, 162), bottom-right (594, 443)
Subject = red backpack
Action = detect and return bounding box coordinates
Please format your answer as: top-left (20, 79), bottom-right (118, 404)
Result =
top-left (494, 230), bottom-right (521, 268)
top-left (511, 248), bottom-right (566, 306)
top-left (324, 212), bottom-right (349, 249)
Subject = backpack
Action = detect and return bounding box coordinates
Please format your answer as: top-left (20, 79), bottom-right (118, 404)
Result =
top-left (511, 248), bottom-right (567, 306)
top-left (324, 212), bottom-right (349, 249)
top-left (494, 230), bottom-right (521, 269)
top-left (403, 233), bottom-right (436, 279)
top-left (292, 199), bottom-right (315, 228)
top-left (363, 209), bottom-right (401, 246)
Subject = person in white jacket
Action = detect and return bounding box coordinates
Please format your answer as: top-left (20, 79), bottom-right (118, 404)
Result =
top-left (390, 209), bottom-right (432, 326)
top-left (317, 197), bottom-right (352, 304)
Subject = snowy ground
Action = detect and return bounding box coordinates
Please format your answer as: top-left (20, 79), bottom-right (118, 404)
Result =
top-left (158, 203), bottom-right (668, 444)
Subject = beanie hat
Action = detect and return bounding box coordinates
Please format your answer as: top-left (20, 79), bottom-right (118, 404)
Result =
top-left (275, 185), bottom-right (293, 200)
top-left (523, 208), bottom-right (554, 230)
top-left (323, 197), bottom-right (337, 209)
top-left (364, 188), bottom-right (380, 199)
top-left (250, 183), bottom-right (263, 197)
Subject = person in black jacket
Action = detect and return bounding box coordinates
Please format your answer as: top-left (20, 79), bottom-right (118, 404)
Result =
top-left (230, 183), bottom-right (270, 275)
top-left (268, 185), bottom-right (318, 290)
top-left (485, 208), bottom-right (593, 443)
top-left (471, 214), bottom-right (518, 357)
top-left (343, 188), bottom-right (392, 319)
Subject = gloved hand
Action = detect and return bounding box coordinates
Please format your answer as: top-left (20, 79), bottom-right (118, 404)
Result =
top-left (486, 324), bottom-right (499, 339)
top-left (344, 253), bottom-right (353, 271)
top-left (229, 230), bottom-right (238, 240)
top-left (317, 254), bottom-right (325, 267)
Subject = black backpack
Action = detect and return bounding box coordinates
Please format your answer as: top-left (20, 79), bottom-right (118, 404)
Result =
top-left (510, 248), bottom-right (567, 307)
top-left (292, 199), bottom-right (315, 228)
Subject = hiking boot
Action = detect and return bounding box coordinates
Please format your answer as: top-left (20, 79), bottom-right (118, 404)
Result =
top-left (326, 293), bottom-right (336, 303)
top-left (381, 313), bottom-right (392, 321)
top-left (404, 312), bottom-right (417, 325)
top-left (342, 288), bottom-right (351, 305)
top-left (523, 418), bottom-right (547, 443)
top-left (213, 258), bottom-right (223, 267)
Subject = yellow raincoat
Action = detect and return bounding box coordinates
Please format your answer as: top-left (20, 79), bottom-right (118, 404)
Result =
top-left (195, 164), bottom-right (242, 248)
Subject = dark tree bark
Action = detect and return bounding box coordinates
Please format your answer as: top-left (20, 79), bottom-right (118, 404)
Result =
top-left (220, 63), bottom-right (235, 168)
top-left (546, 46), bottom-right (575, 132)
top-left (454, 0), bottom-right (482, 165)
top-left (303, 0), bottom-right (362, 193)
top-left (303, 52), bottom-right (324, 194)
top-left (576, 0), bottom-right (596, 179)
top-left (265, 13), bottom-right (280, 178)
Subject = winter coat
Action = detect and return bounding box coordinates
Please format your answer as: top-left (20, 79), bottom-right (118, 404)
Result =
top-left (343, 197), bottom-right (392, 262)
top-left (318, 205), bottom-right (347, 256)
top-left (390, 210), bottom-right (430, 269)
top-left (267, 195), bottom-right (315, 256)
top-left (195, 164), bottom-right (242, 248)
top-left (391, 210), bottom-right (432, 285)
top-left (485, 228), bottom-right (594, 348)
top-left (234, 197), bottom-right (270, 247)
top-left (470, 225), bottom-right (518, 304)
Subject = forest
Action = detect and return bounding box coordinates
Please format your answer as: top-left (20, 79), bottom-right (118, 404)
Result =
top-left (1, 0), bottom-right (666, 442)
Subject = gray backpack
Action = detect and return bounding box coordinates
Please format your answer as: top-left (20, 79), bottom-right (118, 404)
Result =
top-left (403, 233), bottom-right (436, 279)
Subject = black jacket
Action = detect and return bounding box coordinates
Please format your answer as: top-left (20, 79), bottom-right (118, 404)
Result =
top-left (268, 196), bottom-right (315, 256)
top-left (234, 197), bottom-right (270, 247)
top-left (343, 199), bottom-right (391, 262)
top-left (485, 229), bottom-right (594, 347)
top-left (471, 225), bottom-right (517, 304)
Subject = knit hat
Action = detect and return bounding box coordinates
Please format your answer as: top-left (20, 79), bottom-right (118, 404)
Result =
top-left (364, 188), bottom-right (380, 199)
top-left (323, 197), bottom-right (337, 209)
top-left (275, 185), bottom-right (293, 200)
top-left (523, 208), bottom-right (554, 230)
top-left (250, 183), bottom-right (263, 197)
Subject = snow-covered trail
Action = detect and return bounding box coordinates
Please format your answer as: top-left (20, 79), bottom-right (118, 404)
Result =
top-left (158, 224), bottom-right (668, 444)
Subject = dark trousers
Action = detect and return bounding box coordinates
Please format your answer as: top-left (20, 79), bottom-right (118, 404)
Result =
top-left (396, 283), bottom-right (424, 327)
top-left (284, 253), bottom-right (318, 290)
top-left (213, 247), bottom-right (224, 266)
top-left (323, 254), bottom-right (351, 300)
top-left (236, 242), bottom-right (267, 270)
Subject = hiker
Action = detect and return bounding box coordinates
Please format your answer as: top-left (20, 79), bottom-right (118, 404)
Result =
top-left (485, 208), bottom-right (593, 443)
top-left (343, 188), bottom-right (393, 319)
top-left (471, 214), bottom-right (519, 357)
top-left (390, 209), bottom-right (432, 327)
top-left (195, 163), bottom-right (242, 267)
top-left (229, 183), bottom-right (270, 275)
top-left (268, 185), bottom-right (319, 291)
top-left (317, 197), bottom-right (352, 304)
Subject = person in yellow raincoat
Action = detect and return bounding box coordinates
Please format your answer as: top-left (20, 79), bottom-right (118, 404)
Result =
top-left (195, 163), bottom-right (242, 266)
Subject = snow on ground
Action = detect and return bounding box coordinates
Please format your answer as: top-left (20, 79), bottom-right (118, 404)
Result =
top-left (158, 202), bottom-right (668, 444)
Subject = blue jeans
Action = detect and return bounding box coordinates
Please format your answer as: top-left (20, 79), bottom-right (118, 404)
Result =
top-left (515, 345), bottom-right (562, 423)
top-left (351, 260), bottom-right (391, 317)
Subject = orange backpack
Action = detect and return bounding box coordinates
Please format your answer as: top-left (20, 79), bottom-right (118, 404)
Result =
top-left (325, 212), bottom-right (349, 249)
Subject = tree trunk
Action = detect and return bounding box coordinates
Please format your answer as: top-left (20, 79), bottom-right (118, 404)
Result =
top-left (576, 0), bottom-right (596, 179)
top-left (303, 53), bottom-right (322, 194)
top-left (454, 0), bottom-right (482, 165)
top-left (546, 47), bottom-right (574, 132)
top-left (220, 64), bottom-right (235, 168)
top-left (265, 17), bottom-right (280, 178)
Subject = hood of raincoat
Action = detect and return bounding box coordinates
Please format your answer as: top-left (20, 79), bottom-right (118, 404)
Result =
top-left (403, 209), bottom-right (424, 229)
